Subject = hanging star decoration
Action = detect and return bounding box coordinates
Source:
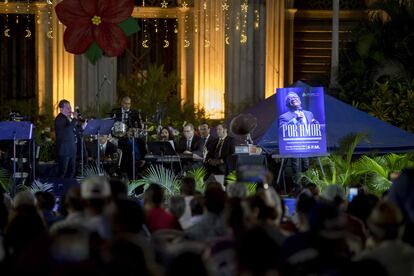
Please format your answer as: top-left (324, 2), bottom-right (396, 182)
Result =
top-left (241, 3), bottom-right (248, 13)
top-left (55, 0), bottom-right (139, 64)
top-left (161, 0), bottom-right (168, 8)
top-left (181, 1), bottom-right (188, 9)
top-left (222, 2), bottom-right (229, 11)
top-left (203, 1), bottom-right (207, 10)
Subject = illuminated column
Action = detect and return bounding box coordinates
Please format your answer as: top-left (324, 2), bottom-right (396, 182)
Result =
top-left (193, 0), bottom-right (225, 119)
top-left (52, 1), bottom-right (74, 115)
top-left (265, 0), bottom-right (285, 97)
top-left (285, 8), bottom-right (297, 85)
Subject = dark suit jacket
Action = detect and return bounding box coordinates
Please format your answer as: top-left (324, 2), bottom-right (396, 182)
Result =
top-left (176, 136), bottom-right (203, 157)
top-left (111, 108), bottom-right (141, 128)
top-left (86, 141), bottom-right (118, 160)
top-left (202, 135), bottom-right (217, 155)
top-left (279, 110), bottom-right (315, 127)
top-left (54, 113), bottom-right (77, 157)
top-left (207, 136), bottom-right (235, 161)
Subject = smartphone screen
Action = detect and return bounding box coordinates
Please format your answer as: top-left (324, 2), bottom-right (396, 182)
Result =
top-left (348, 188), bottom-right (358, 202)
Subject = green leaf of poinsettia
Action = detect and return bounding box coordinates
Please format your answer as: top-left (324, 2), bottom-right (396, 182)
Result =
top-left (118, 17), bottom-right (140, 36)
top-left (85, 42), bottom-right (103, 64)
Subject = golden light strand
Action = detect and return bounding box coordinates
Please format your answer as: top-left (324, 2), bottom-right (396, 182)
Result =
top-left (254, 9), bottom-right (260, 29)
top-left (163, 18), bottom-right (169, 48)
top-left (204, 1), bottom-right (210, 47)
top-left (25, 0), bottom-right (32, 38)
top-left (4, 0), bottom-right (10, 38)
top-left (222, 0), bottom-right (230, 45)
top-left (240, 0), bottom-right (248, 44)
top-left (141, 19), bottom-right (149, 48)
top-left (47, 0), bottom-right (53, 38)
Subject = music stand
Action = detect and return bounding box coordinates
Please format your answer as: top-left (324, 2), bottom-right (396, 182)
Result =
top-left (148, 141), bottom-right (176, 155)
top-left (83, 119), bottom-right (115, 175)
top-left (0, 121), bottom-right (34, 197)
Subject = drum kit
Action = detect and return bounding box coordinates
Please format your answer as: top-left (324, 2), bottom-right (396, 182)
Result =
top-left (111, 121), bottom-right (148, 139)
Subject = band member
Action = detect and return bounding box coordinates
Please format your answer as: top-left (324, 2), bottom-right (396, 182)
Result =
top-left (86, 135), bottom-right (118, 161)
top-left (198, 122), bottom-right (217, 159)
top-left (176, 124), bottom-right (203, 171)
top-left (112, 96), bottom-right (146, 180)
top-left (205, 123), bottom-right (235, 176)
top-left (54, 99), bottom-right (78, 178)
top-left (176, 124), bottom-right (203, 158)
top-left (158, 126), bottom-right (176, 150)
top-left (86, 135), bottom-right (120, 176)
top-left (111, 96), bottom-right (142, 129)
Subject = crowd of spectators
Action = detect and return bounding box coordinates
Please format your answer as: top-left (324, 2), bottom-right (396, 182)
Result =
top-left (0, 168), bottom-right (414, 275)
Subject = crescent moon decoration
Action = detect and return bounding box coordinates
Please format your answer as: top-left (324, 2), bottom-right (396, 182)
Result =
top-left (204, 40), bottom-right (210, 48)
top-left (184, 40), bottom-right (190, 48)
top-left (225, 36), bottom-right (230, 45)
top-left (47, 30), bottom-right (53, 39)
top-left (142, 39), bottom-right (149, 48)
top-left (163, 39), bottom-right (169, 48)
top-left (25, 29), bottom-right (31, 38)
top-left (46, 0), bottom-right (53, 5)
top-left (4, 28), bottom-right (10, 38)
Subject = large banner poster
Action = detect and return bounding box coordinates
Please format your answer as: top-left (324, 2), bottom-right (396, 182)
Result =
top-left (277, 87), bottom-right (327, 157)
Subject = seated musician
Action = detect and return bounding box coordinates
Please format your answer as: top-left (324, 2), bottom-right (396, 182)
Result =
top-left (176, 123), bottom-right (203, 171)
top-left (205, 123), bottom-right (235, 176)
top-left (159, 126), bottom-right (176, 151)
top-left (86, 135), bottom-right (120, 175)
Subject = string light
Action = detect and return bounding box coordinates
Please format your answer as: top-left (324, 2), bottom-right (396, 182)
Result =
top-left (141, 19), bottom-right (149, 48)
top-left (254, 9), bottom-right (260, 29)
top-left (204, 1), bottom-right (209, 47)
top-left (174, 18), bottom-right (178, 34)
top-left (223, 0), bottom-right (230, 45)
top-left (47, 0), bottom-right (53, 39)
top-left (163, 18), bottom-right (169, 48)
top-left (4, 0), bottom-right (10, 38)
top-left (15, 3), bottom-right (19, 24)
top-left (240, 0), bottom-right (248, 44)
top-left (25, 0), bottom-right (32, 38)
top-left (184, 10), bottom-right (190, 48)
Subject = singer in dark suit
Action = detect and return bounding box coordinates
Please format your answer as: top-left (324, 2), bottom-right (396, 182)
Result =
top-left (205, 124), bottom-right (235, 175)
top-left (54, 99), bottom-right (78, 178)
top-left (279, 92), bottom-right (317, 127)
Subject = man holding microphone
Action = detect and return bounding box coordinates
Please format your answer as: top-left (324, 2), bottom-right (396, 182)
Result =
top-left (54, 99), bottom-right (78, 178)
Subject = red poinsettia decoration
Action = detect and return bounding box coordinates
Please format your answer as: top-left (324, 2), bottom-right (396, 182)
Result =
top-left (55, 0), bottom-right (138, 63)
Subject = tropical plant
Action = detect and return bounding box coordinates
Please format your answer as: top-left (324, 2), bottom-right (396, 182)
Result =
top-left (28, 179), bottom-right (55, 194)
top-left (301, 133), bottom-right (366, 192)
top-left (77, 163), bottom-right (108, 182)
top-left (185, 166), bottom-right (207, 193)
top-left (128, 164), bottom-right (180, 198)
top-left (301, 133), bottom-right (414, 195)
top-left (337, 0), bottom-right (414, 132)
top-left (353, 153), bottom-right (414, 195)
top-left (226, 171), bottom-right (257, 195)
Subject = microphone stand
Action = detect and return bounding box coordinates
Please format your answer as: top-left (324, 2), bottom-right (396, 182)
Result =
top-left (96, 76), bottom-right (110, 117)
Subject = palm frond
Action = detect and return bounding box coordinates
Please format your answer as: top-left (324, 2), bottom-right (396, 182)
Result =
top-left (0, 168), bottom-right (11, 193)
top-left (77, 163), bottom-right (108, 182)
top-left (29, 179), bottom-right (55, 194)
top-left (128, 165), bottom-right (180, 198)
top-left (186, 166), bottom-right (207, 193)
top-left (353, 155), bottom-right (389, 178)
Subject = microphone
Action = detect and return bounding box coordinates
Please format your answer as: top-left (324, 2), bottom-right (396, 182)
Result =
top-left (103, 75), bottom-right (112, 85)
top-left (75, 106), bottom-right (81, 117)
